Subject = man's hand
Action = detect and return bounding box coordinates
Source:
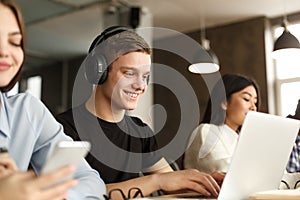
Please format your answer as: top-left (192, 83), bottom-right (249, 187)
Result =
top-left (156, 169), bottom-right (221, 197)
top-left (210, 171), bottom-right (226, 186)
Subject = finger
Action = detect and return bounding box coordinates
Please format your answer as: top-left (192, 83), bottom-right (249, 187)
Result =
top-left (0, 166), bottom-right (17, 175)
top-left (211, 171), bottom-right (226, 177)
top-left (190, 171), bottom-right (220, 197)
top-left (180, 170), bottom-right (214, 197)
top-left (0, 165), bottom-right (5, 171)
top-left (32, 165), bottom-right (76, 189)
top-left (0, 167), bottom-right (14, 178)
top-left (0, 147), bottom-right (8, 153)
top-left (199, 175), bottom-right (220, 197)
top-left (186, 181), bottom-right (212, 196)
top-left (0, 156), bottom-right (18, 171)
top-left (12, 170), bottom-right (36, 181)
top-left (38, 179), bottom-right (78, 200)
top-left (0, 153), bottom-right (11, 160)
top-left (211, 172), bottom-right (225, 186)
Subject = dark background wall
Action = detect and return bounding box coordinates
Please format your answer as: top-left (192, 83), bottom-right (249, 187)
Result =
top-left (153, 16), bottom-right (269, 167)
top-left (21, 61), bottom-right (63, 114)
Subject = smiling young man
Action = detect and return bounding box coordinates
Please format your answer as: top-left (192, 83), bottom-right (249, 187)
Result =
top-left (56, 26), bottom-right (224, 199)
top-left (85, 51), bottom-right (151, 122)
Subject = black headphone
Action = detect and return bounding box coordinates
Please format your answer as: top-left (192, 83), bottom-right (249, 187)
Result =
top-left (85, 26), bottom-right (133, 85)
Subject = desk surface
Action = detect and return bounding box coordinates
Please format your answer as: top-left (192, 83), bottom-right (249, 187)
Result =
top-left (132, 192), bottom-right (217, 199)
top-left (134, 189), bottom-right (300, 200)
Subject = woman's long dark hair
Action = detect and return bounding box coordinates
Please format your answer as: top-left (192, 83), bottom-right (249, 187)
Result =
top-left (0, 0), bottom-right (26, 92)
top-left (201, 74), bottom-right (260, 125)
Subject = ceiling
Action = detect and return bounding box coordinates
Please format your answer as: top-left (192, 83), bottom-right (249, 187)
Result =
top-left (14, 0), bottom-right (300, 70)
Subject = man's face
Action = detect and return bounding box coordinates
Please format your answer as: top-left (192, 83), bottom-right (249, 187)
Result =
top-left (103, 51), bottom-right (151, 111)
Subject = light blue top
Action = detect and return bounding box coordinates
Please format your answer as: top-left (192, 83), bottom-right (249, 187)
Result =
top-left (0, 91), bottom-right (106, 199)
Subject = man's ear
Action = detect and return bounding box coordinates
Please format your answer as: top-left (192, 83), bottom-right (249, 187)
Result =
top-left (221, 102), bottom-right (227, 110)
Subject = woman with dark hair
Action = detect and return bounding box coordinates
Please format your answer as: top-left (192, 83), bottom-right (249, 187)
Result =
top-left (0, 0), bottom-right (105, 199)
top-left (184, 74), bottom-right (260, 173)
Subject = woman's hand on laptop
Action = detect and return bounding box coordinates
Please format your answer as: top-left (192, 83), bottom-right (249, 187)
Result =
top-left (157, 169), bottom-right (220, 197)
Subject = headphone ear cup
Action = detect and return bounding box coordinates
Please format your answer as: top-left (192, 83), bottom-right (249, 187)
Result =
top-left (86, 26), bottom-right (132, 85)
top-left (84, 50), bottom-right (108, 85)
top-left (146, 75), bottom-right (150, 85)
top-left (98, 68), bottom-right (108, 84)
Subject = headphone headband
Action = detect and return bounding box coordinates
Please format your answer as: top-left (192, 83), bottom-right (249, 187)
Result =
top-left (85, 26), bottom-right (148, 85)
top-left (88, 26), bottom-right (133, 53)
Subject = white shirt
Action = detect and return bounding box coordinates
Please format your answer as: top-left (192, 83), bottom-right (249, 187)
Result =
top-left (184, 123), bottom-right (238, 173)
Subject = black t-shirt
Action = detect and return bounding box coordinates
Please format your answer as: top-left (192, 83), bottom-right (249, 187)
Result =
top-left (56, 104), bottom-right (162, 183)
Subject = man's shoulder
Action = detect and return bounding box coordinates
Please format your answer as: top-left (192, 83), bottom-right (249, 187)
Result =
top-left (55, 106), bottom-right (86, 140)
top-left (56, 104), bottom-right (85, 121)
top-left (56, 107), bottom-right (74, 122)
top-left (126, 115), bottom-right (147, 126)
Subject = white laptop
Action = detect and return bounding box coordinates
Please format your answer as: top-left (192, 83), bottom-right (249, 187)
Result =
top-left (133, 111), bottom-right (300, 200)
top-left (217, 111), bottom-right (300, 200)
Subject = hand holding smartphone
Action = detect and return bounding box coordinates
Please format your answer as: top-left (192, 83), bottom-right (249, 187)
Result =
top-left (41, 141), bottom-right (91, 185)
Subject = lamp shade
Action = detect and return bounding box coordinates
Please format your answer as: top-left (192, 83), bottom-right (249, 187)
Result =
top-left (188, 39), bottom-right (220, 74)
top-left (272, 27), bottom-right (300, 59)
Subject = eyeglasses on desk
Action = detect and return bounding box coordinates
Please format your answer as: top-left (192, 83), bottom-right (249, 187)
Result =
top-left (103, 187), bottom-right (144, 200)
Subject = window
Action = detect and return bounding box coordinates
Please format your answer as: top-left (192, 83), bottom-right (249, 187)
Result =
top-left (19, 76), bottom-right (42, 100)
top-left (26, 76), bottom-right (42, 99)
top-left (274, 23), bottom-right (300, 117)
top-left (7, 76), bottom-right (42, 100)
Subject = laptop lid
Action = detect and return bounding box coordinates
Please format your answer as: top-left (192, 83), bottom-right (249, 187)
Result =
top-left (218, 111), bottom-right (300, 200)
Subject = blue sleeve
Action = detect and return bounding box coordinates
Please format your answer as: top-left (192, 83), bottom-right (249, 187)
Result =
top-left (67, 161), bottom-right (106, 199)
top-left (286, 136), bottom-right (300, 173)
top-left (24, 95), bottom-right (106, 199)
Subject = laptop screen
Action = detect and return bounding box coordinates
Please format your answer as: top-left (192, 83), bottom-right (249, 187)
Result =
top-left (218, 111), bottom-right (300, 200)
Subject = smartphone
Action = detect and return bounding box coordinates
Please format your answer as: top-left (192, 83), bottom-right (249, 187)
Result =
top-left (41, 141), bottom-right (91, 177)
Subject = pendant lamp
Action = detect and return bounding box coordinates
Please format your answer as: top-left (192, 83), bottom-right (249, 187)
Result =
top-left (272, 14), bottom-right (300, 59)
top-left (188, 15), bottom-right (220, 74)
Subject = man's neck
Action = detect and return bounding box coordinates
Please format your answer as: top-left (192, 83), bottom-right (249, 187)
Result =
top-left (85, 91), bottom-right (125, 123)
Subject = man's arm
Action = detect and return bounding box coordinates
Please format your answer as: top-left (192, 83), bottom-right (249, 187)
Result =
top-left (106, 158), bottom-right (223, 199)
top-left (106, 169), bottom-right (222, 199)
